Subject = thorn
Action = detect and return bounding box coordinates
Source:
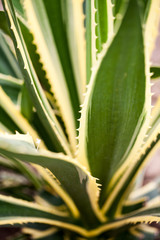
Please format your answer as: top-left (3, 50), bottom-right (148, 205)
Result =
top-left (150, 72), bottom-right (154, 77)
top-left (93, 8), bottom-right (97, 13)
top-left (36, 138), bottom-right (41, 150)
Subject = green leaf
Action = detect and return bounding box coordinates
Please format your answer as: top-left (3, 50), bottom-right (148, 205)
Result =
top-left (23, 0), bottom-right (80, 152)
top-left (86, 0), bottom-right (114, 83)
top-left (122, 198), bottom-right (146, 215)
top-left (0, 107), bottom-right (20, 133)
top-left (0, 31), bottom-right (22, 78)
top-left (130, 179), bottom-right (160, 205)
top-left (21, 83), bottom-right (33, 121)
top-left (2, 0), bottom-right (71, 155)
top-left (12, 0), bottom-right (26, 20)
top-left (0, 133), bottom-right (106, 228)
top-left (137, 0), bottom-right (152, 22)
top-left (36, 190), bottom-right (65, 208)
top-left (0, 194), bottom-right (73, 226)
top-left (0, 73), bottom-right (23, 103)
top-left (22, 227), bottom-right (63, 240)
top-left (102, 133), bottom-right (160, 218)
top-left (0, 87), bottom-right (45, 148)
top-left (17, 17), bottom-right (51, 95)
top-left (78, 0), bottom-right (149, 204)
top-left (101, 96), bottom-right (160, 217)
top-left (95, 0), bottom-right (113, 53)
top-left (62, 0), bottom-right (86, 102)
top-left (0, 11), bottom-right (11, 36)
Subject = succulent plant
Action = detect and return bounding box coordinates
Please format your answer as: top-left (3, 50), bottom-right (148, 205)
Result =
top-left (0, 0), bottom-right (160, 239)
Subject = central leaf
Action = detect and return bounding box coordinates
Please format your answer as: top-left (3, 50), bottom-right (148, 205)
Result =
top-left (78, 0), bottom-right (147, 204)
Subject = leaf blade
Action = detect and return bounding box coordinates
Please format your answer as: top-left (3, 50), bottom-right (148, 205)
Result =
top-left (0, 133), bottom-right (106, 227)
top-left (78, 0), bottom-right (150, 203)
top-left (2, 0), bottom-right (71, 155)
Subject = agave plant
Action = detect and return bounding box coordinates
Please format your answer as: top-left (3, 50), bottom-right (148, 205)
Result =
top-left (0, 0), bottom-right (160, 239)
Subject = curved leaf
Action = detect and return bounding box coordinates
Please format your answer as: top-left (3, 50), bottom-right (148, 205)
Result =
top-left (23, 0), bottom-right (80, 152)
top-left (62, 0), bottom-right (86, 101)
top-left (2, 0), bottom-right (71, 155)
top-left (0, 133), bottom-right (106, 227)
top-left (78, 0), bottom-right (150, 205)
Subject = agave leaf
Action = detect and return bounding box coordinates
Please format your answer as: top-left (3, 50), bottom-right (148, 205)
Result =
top-left (34, 165), bottom-right (79, 220)
top-left (122, 203), bottom-right (160, 221)
top-left (20, 83), bottom-right (33, 121)
top-left (0, 11), bottom-right (11, 36)
top-left (23, 0), bottom-right (80, 153)
top-left (106, 95), bottom-right (160, 198)
top-left (34, 193), bottom-right (66, 211)
top-left (2, 0), bottom-right (71, 155)
top-left (12, 0), bottom-right (48, 91)
top-left (78, 0), bottom-right (150, 202)
top-left (62, 0), bottom-right (86, 101)
top-left (12, 0), bottom-right (26, 21)
top-left (86, 0), bottom-right (114, 83)
top-left (0, 73), bottom-right (23, 88)
top-left (0, 194), bottom-right (73, 226)
top-left (22, 227), bottom-right (58, 240)
top-left (0, 87), bottom-right (46, 148)
top-left (102, 133), bottom-right (160, 218)
top-left (122, 198), bottom-right (146, 215)
top-left (5, 155), bottom-right (42, 190)
top-left (17, 16), bottom-right (51, 95)
top-left (130, 179), bottom-right (160, 207)
top-left (134, 224), bottom-right (158, 240)
top-left (0, 133), bottom-right (42, 189)
top-left (0, 31), bottom-right (22, 78)
top-left (0, 73), bottom-right (22, 103)
top-left (102, 94), bottom-right (160, 217)
top-left (95, 0), bottom-right (114, 53)
top-left (1, 186), bottom-right (160, 238)
top-left (0, 120), bottom-right (13, 133)
top-left (113, 224), bottom-right (158, 240)
top-left (0, 133), bottom-right (106, 226)
top-left (79, 208), bottom-right (160, 238)
top-left (0, 108), bottom-right (20, 134)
